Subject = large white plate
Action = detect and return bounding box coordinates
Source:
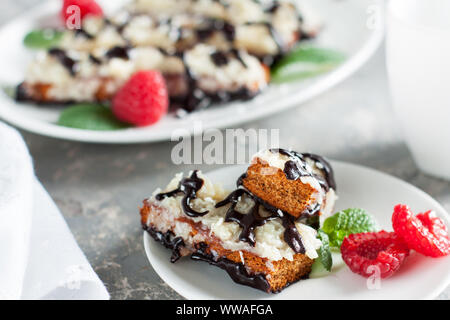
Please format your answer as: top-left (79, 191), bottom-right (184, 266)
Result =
top-left (0, 0), bottom-right (384, 143)
top-left (144, 161), bottom-right (450, 300)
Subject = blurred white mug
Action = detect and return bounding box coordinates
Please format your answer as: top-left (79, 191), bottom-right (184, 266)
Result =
top-left (386, 0), bottom-right (450, 180)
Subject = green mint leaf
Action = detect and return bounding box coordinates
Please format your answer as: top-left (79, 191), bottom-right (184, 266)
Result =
top-left (317, 229), bottom-right (332, 272)
top-left (23, 29), bottom-right (64, 49)
top-left (322, 208), bottom-right (377, 248)
top-left (58, 104), bottom-right (130, 131)
top-left (271, 46), bottom-right (345, 83)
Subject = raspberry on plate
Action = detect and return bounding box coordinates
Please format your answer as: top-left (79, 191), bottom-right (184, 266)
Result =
top-left (112, 71), bottom-right (169, 126)
top-left (341, 231), bottom-right (410, 278)
top-left (392, 204), bottom-right (450, 257)
top-left (62, 0), bottom-right (103, 24)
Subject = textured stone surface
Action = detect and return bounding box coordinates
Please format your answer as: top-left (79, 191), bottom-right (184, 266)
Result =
top-left (1, 0), bottom-right (449, 300)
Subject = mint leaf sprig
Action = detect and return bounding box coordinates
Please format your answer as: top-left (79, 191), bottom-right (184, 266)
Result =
top-left (58, 103), bottom-right (130, 131)
top-left (322, 208), bottom-right (378, 248)
top-left (317, 230), bottom-right (332, 271)
top-left (271, 46), bottom-right (345, 84)
top-left (23, 29), bottom-right (64, 49)
top-left (314, 208), bottom-right (378, 272)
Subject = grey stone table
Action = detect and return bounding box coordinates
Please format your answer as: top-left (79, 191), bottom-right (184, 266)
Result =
top-left (2, 0), bottom-right (449, 300)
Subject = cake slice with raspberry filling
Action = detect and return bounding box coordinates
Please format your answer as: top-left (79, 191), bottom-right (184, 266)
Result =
top-left (140, 149), bottom-right (337, 293)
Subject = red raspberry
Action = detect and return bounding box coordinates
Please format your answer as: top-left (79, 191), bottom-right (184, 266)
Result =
top-left (62, 0), bottom-right (103, 24)
top-left (112, 71), bottom-right (169, 126)
top-left (341, 231), bottom-right (410, 278)
top-left (392, 204), bottom-right (450, 257)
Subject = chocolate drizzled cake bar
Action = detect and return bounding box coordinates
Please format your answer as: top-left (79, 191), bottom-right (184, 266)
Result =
top-left (17, 0), bottom-right (319, 111)
top-left (140, 149), bottom-right (337, 293)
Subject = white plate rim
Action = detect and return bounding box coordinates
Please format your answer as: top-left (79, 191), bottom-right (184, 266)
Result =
top-left (143, 160), bottom-right (450, 300)
top-left (0, 0), bottom-right (385, 144)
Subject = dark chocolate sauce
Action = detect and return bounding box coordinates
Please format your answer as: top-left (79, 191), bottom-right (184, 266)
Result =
top-left (215, 187), bottom-right (305, 254)
top-left (271, 148), bottom-right (336, 191)
top-left (215, 189), bottom-right (276, 246)
top-left (75, 28), bottom-right (94, 39)
top-left (155, 170), bottom-right (209, 217)
top-left (281, 214), bottom-right (305, 254)
top-left (169, 51), bottom-right (254, 112)
top-left (221, 21), bottom-right (236, 42)
top-left (145, 226), bottom-right (185, 263)
top-left (144, 224), bottom-right (272, 292)
top-left (265, 2), bottom-right (280, 13)
top-left (283, 160), bottom-right (309, 180)
top-left (211, 51), bottom-right (229, 67)
top-left (302, 153), bottom-right (336, 191)
top-left (15, 83), bottom-right (28, 102)
top-left (105, 46), bottom-right (130, 60)
top-left (170, 87), bottom-right (254, 113)
top-left (191, 242), bottom-right (271, 293)
top-left (48, 48), bottom-right (77, 76)
top-left (196, 19), bottom-right (236, 42)
top-left (89, 54), bottom-right (102, 65)
top-left (230, 49), bottom-right (247, 68)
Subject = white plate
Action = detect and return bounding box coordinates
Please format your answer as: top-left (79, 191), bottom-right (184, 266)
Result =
top-left (144, 161), bottom-right (450, 300)
top-left (0, 0), bottom-right (384, 143)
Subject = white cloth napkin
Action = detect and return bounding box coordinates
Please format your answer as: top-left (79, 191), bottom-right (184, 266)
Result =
top-left (0, 122), bottom-right (33, 299)
top-left (0, 122), bottom-right (109, 300)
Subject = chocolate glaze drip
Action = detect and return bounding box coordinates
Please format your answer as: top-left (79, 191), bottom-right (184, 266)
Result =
top-left (216, 189), bottom-right (276, 246)
top-left (211, 51), bottom-right (229, 67)
top-left (89, 54), bottom-right (102, 65)
top-left (271, 148), bottom-right (336, 191)
top-left (170, 87), bottom-right (254, 112)
top-left (170, 51), bottom-right (254, 112)
top-left (75, 28), bottom-right (94, 39)
top-left (144, 224), bottom-right (272, 292)
top-left (283, 160), bottom-right (309, 181)
top-left (144, 226), bottom-right (185, 263)
top-left (155, 170), bottom-right (209, 217)
top-left (15, 83), bottom-right (28, 102)
top-left (105, 46), bottom-right (130, 60)
top-left (230, 49), bottom-right (247, 68)
top-left (215, 187), bottom-right (306, 254)
top-left (48, 48), bottom-right (77, 76)
top-left (210, 50), bottom-right (247, 68)
top-left (281, 215), bottom-right (305, 254)
top-left (191, 242), bottom-right (271, 293)
top-left (265, 2), bottom-right (280, 13)
top-left (196, 19), bottom-right (236, 42)
top-left (302, 153), bottom-right (336, 191)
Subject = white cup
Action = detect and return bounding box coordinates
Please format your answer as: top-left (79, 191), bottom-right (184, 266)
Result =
top-left (386, 0), bottom-right (450, 180)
